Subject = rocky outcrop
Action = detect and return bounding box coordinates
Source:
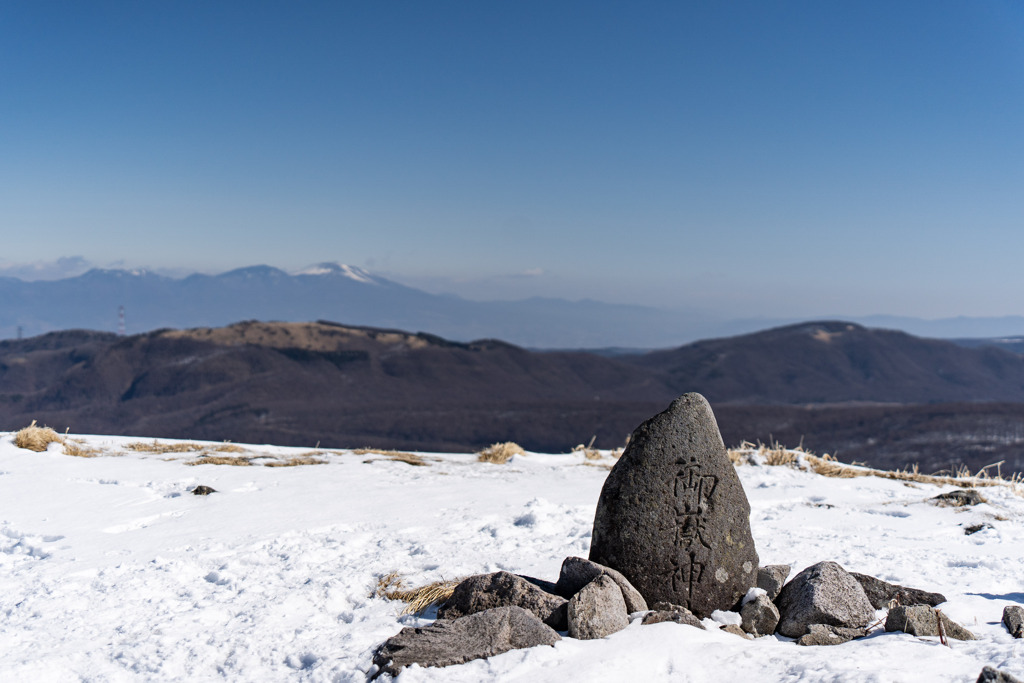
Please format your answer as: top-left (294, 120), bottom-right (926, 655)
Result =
top-left (850, 572), bottom-right (946, 609)
top-left (438, 571), bottom-right (568, 630)
top-left (555, 556), bottom-right (647, 613)
top-left (775, 561), bottom-right (875, 638)
top-left (884, 604), bottom-right (976, 640)
top-left (371, 606), bottom-right (560, 678)
top-left (590, 393), bottom-right (758, 618)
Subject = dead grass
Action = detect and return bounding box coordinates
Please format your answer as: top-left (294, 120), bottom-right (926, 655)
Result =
top-left (125, 440), bottom-right (245, 454)
top-left (13, 421), bottom-right (100, 457)
top-left (61, 438), bottom-right (100, 458)
top-left (571, 436), bottom-right (603, 461)
top-left (477, 441), bottom-right (524, 464)
top-left (354, 448), bottom-right (433, 466)
top-left (184, 455), bottom-right (253, 467)
top-left (372, 572), bottom-right (463, 615)
top-left (264, 456), bottom-right (327, 467)
top-left (728, 440), bottom-right (1024, 493)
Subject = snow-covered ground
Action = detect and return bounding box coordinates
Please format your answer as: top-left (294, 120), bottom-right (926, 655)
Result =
top-left (1, 434), bottom-right (1023, 682)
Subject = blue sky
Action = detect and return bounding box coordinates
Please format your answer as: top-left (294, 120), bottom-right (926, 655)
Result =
top-left (2, 1), bottom-right (1023, 318)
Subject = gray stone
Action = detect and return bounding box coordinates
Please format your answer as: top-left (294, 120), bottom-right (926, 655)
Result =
top-left (1003, 605), bottom-right (1024, 638)
top-left (191, 485), bottom-right (216, 495)
top-left (796, 623), bottom-right (868, 646)
top-left (931, 489), bottom-right (986, 507)
top-left (884, 604), bottom-right (976, 640)
top-left (757, 564), bottom-right (791, 601)
top-left (438, 571), bottom-right (568, 630)
top-left (567, 574), bottom-right (629, 640)
top-left (850, 572), bottom-right (946, 609)
top-left (740, 594), bottom-right (780, 636)
top-left (642, 604), bottom-right (705, 629)
top-left (978, 666), bottom-right (1024, 683)
top-left (555, 556), bottom-right (648, 613)
top-left (371, 606), bottom-right (560, 679)
top-left (589, 393), bottom-right (758, 618)
top-left (719, 623), bottom-right (752, 639)
top-left (775, 561), bottom-right (875, 638)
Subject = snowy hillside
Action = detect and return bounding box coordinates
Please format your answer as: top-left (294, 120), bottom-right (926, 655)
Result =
top-left (1, 433), bottom-right (1022, 682)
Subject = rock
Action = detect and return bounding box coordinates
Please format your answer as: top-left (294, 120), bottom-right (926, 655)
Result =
top-left (719, 623), bottom-right (752, 639)
top-left (884, 604), bottom-right (976, 640)
top-left (555, 556), bottom-right (648, 613)
top-left (850, 572), bottom-right (946, 609)
top-left (1002, 605), bottom-right (1024, 638)
top-left (567, 574), bottom-right (629, 639)
top-left (191, 485), bottom-right (216, 495)
top-left (371, 606), bottom-right (560, 678)
top-left (740, 594), bottom-right (780, 636)
top-left (775, 561), bottom-right (875, 638)
top-left (438, 571), bottom-right (568, 630)
top-left (757, 564), bottom-right (791, 601)
top-left (978, 666), bottom-right (1024, 683)
top-left (931, 489), bottom-right (986, 507)
top-left (796, 623), bottom-right (868, 646)
top-left (589, 393), bottom-right (758, 618)
top-left (642, 603), bottom-right (705, 629)
top-left (965, 523), bottom-right (993, 535)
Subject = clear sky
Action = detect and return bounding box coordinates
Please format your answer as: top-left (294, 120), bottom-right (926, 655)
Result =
top-left (2, 1), bottom-right (1023, 318)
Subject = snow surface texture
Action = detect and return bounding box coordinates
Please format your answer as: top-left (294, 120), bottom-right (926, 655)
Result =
top-left (1, 435), bottom-right (1023, 682)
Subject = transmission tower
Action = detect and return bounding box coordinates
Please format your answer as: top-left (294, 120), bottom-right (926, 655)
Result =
top-left (118, 305), bottom-right (126, 336)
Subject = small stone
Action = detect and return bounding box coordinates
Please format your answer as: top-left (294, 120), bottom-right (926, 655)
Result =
top-left (371, 606), bottom-right (560, 679)
top-left (965, 523), bottom-right (993, 535)
top-left (932, 489), bottom-right (986, 507)
top-left (796, 623), bottom-right (868, 646)
top-left (740, 594), bottom-right (780, 636)
top-left (191, 485), bottom-right (216, 495)
top-left (719, 623), bottom-right (752, 639)
top-left (1002, 605), bottom-right (1024, 638)
top-left (589, 393), bottom-right (759, 618)
top-left (756, 564), bottom-right (791, 601)
top-left (642, 604), bottom-right (705, 629)
top-left (438, 571), bottom-right (568, 630)
top-left (850, 572), bottom-right (946, 609)
top-left (775, 561), bottom-right (875, 638)
top-left (567, 574), bottom-right (629, 639)
top-left (555, 556), bottom-right (648, 613)
top-left (884, 604), bottom-right (976, 640)
top-left (978, 666), bottom-right (1024, 683)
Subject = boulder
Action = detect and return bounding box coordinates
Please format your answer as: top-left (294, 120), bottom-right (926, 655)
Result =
top-left (931, 489), bottom-right (986, 507)
top-left (438, 571), bottom-right (568, 630)
top-left (796, 624), bottom-right (868, 646)
top-left (567, 574), bottom-right (629, 639)
top-left (589, 393), bottom-right (758, 618)
top-left (756, 564), bottom-right (791, 601)
top-left (884, 604), bottom-right (976, 640)
top-left (719, 623), bottom-right (752, 639)
top-left (740, 594), bottom-right (780, 637)
top-left (371, 606), bottom-right (560, 678)
top-left (191, 485), bottom-right (216, 496)
top-left (642, 603), bottom-right (705, 629)
top-left (775, 561), bottom-right (875, 638)
top-left (555, 556), bottom-right (648, 613)
top-left (1003, 605), bottom-right (1024, 638)
top-left (978, 666), bottom-right (1024, 683)
top-left (850, 572), bottom-right (946, 609)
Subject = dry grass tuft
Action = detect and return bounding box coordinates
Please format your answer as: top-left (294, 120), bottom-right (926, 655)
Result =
top-left (572, 436), bottom-right (603, 461)
top-left (125, 440), bottom-right (245, 454)
top-left (372, 572), bottom-right (463, 615)
top-left (354, 449), bottom-right (434, 466)
top-left (14, 421), bottom-right (64, 452)
top-left (185, 455), bottom-right (253, 467)
top-left (61, 438), bottom-right (100, 458)
top-left (265, 456), bottom-right (327, 467)
top-left (477, 441), bottom-right (524, 464)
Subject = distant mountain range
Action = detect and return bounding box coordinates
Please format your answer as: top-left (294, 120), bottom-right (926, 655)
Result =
top-left (5, 263), bottom-right (1024, 349)
top-left (4, 319), bottom-right (1024, 475)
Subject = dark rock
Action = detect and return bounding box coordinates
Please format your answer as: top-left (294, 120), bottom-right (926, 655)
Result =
top-left (931, 489), bottom-right (986, 507)
top-left (719, 623), bottom-right (752, 639)
top-left (438, 571), bottom-right (568, 630)
top-left (519, 574), bottom-right (560, 595)
top-left (642, 603), bottom-right (705, 629)
top-left (371, 606), bottom-right (560, 679)
top-left (191, 485), bottom-right (216, 495)
top-left (1002, 605), bottom-right (1024, 638)
top-left (884, 604), bottom-right (976, 640)
top-left (796, 624), bottom-right (868, 646)
top-left (567, 574), bottom-right (629, 639)
top-left (589, 393), bottom-right (758, 618)
top-left (554, 556), bottom-right (647, 613)
top-left (965, 523), bottom-right (993, 535)
top-left (978, 666), bottom-right (1024, 683)
top-left (775, 561), bottom-right (875, 638)
top-left (757, 564), bottom-right (791, 601)
top-left (740, 594), bottom-right (780, 636)
top-left (850, 572), bottom-right (946, 609)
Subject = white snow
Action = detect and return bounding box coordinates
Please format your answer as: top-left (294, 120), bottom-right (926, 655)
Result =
top-left (295, 262), bottom-right (378, 284)
top-left (1, 435), bottom-right (1023, 682)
